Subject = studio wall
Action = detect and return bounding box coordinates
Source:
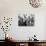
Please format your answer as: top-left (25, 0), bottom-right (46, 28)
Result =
top-left (0, 0), bottom-right (46, 40)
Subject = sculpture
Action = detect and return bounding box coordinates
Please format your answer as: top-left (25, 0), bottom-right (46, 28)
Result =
top-left (29, 0), bottom-right (43, 8)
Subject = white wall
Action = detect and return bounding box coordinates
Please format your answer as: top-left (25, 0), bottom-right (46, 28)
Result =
top-left (0, 0), bottom-right (46, 40)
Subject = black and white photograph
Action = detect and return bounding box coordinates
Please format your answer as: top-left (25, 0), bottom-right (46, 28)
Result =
top-left (18, 14), bottom-right (35, 26)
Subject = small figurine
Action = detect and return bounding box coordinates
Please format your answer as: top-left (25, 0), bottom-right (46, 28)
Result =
top-left (32, 35), bottom-right (38, 41)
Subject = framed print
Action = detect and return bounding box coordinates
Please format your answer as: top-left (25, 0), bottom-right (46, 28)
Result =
top-left (18, 14), bottom-right (35, 26)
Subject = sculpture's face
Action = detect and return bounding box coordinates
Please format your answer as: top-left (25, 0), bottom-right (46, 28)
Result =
top-left (29, 0), bottom-right (42, 8)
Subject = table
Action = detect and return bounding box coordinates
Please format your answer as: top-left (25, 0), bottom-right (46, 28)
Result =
top-left (5, 39), bottom-right (46, 46)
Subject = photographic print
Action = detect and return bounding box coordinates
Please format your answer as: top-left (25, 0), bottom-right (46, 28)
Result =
top-left (18, 14), bottom-right (35, 26)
